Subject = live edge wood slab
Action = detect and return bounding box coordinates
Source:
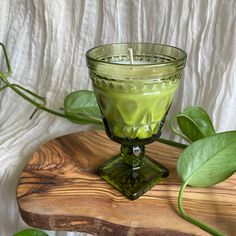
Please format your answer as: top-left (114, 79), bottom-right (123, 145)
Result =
top-left (16, 130), bottom-right (236, 236)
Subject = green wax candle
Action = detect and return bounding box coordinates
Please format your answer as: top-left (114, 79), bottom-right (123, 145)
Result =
top-left (94, 78), bottom-right (177, 139)
top-left (94, 59), bottom-right (178, 139)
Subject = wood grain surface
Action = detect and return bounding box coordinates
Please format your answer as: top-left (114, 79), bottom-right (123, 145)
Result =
top-left (16, 130), bottom-right (236, 236)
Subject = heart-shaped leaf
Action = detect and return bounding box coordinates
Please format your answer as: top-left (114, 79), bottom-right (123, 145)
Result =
top-left (13, 228), bottom-right (48, 236)
top-left (177, 131), bottom-right (236, 187)
top-left (171, 106), bottom-right (215, 143)
top-left (63, 90), bottom-right (103, 125)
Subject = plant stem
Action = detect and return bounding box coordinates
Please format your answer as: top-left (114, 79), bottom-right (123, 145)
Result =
top-left (158, 138), bottom-right (187, 149)
top-left (0, 42), bottom-right (12, 77)
top-left (0, 75), bottom-right (102, 125)
top-left (11, 83), bottom-right (46, 102)
top-left (170, 114), bottom-right (192, 143)
top-left (0, 83), bottom-right (46, 106)
top-left (0, 84), bottom-right (8, 92)
top-left (178, 182), bottom-right (225, 236)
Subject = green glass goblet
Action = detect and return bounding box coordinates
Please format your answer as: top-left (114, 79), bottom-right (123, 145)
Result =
top-left (86, 43), bottom-right (187, 200)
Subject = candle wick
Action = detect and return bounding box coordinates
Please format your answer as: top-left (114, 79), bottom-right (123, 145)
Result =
top-left (128, 48), bottom-right (134, 65)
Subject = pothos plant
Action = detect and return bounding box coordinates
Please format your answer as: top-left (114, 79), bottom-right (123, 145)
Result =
top-left (1, 43), bottom-right (235, 236)
top-left (170, 107), bottom-right (236, 236)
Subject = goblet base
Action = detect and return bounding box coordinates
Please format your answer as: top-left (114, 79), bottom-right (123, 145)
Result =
top-left (97, 155), bottom-right (169, 200)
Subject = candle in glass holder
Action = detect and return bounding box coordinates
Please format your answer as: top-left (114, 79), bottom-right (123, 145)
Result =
top-left (86, 43), bottom-right (187, 199)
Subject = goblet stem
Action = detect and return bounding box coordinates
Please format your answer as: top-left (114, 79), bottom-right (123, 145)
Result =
top-left (98, 142), bottom-right (169, 200)
top-left (121, 144), bottom-right (144, 167)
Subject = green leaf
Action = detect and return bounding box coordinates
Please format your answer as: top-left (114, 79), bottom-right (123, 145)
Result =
top-left (13, 228), bottom-right (48, 236)
top-left (170, 106), bottom-right (215, 143)
top-left (177, 131), bottom-right (236, 187)
top-left (63, 90), bottom-right (103, 125)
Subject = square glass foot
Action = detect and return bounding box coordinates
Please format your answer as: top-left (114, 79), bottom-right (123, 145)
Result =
top-left (97, 155), bottom-right (169, 200)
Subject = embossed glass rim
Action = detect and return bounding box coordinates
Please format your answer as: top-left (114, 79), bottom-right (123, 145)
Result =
top-left (86, 43), bottom-right (187, 80)
top-left (86, 42), bottom-right (187, 67)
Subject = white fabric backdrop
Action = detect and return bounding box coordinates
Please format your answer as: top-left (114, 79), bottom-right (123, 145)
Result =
top-left (0, 0), bottom-right (235, 235)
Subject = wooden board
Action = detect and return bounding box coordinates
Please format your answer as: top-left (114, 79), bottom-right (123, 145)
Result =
top-left (16, 130), bottom-right (236, 236)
